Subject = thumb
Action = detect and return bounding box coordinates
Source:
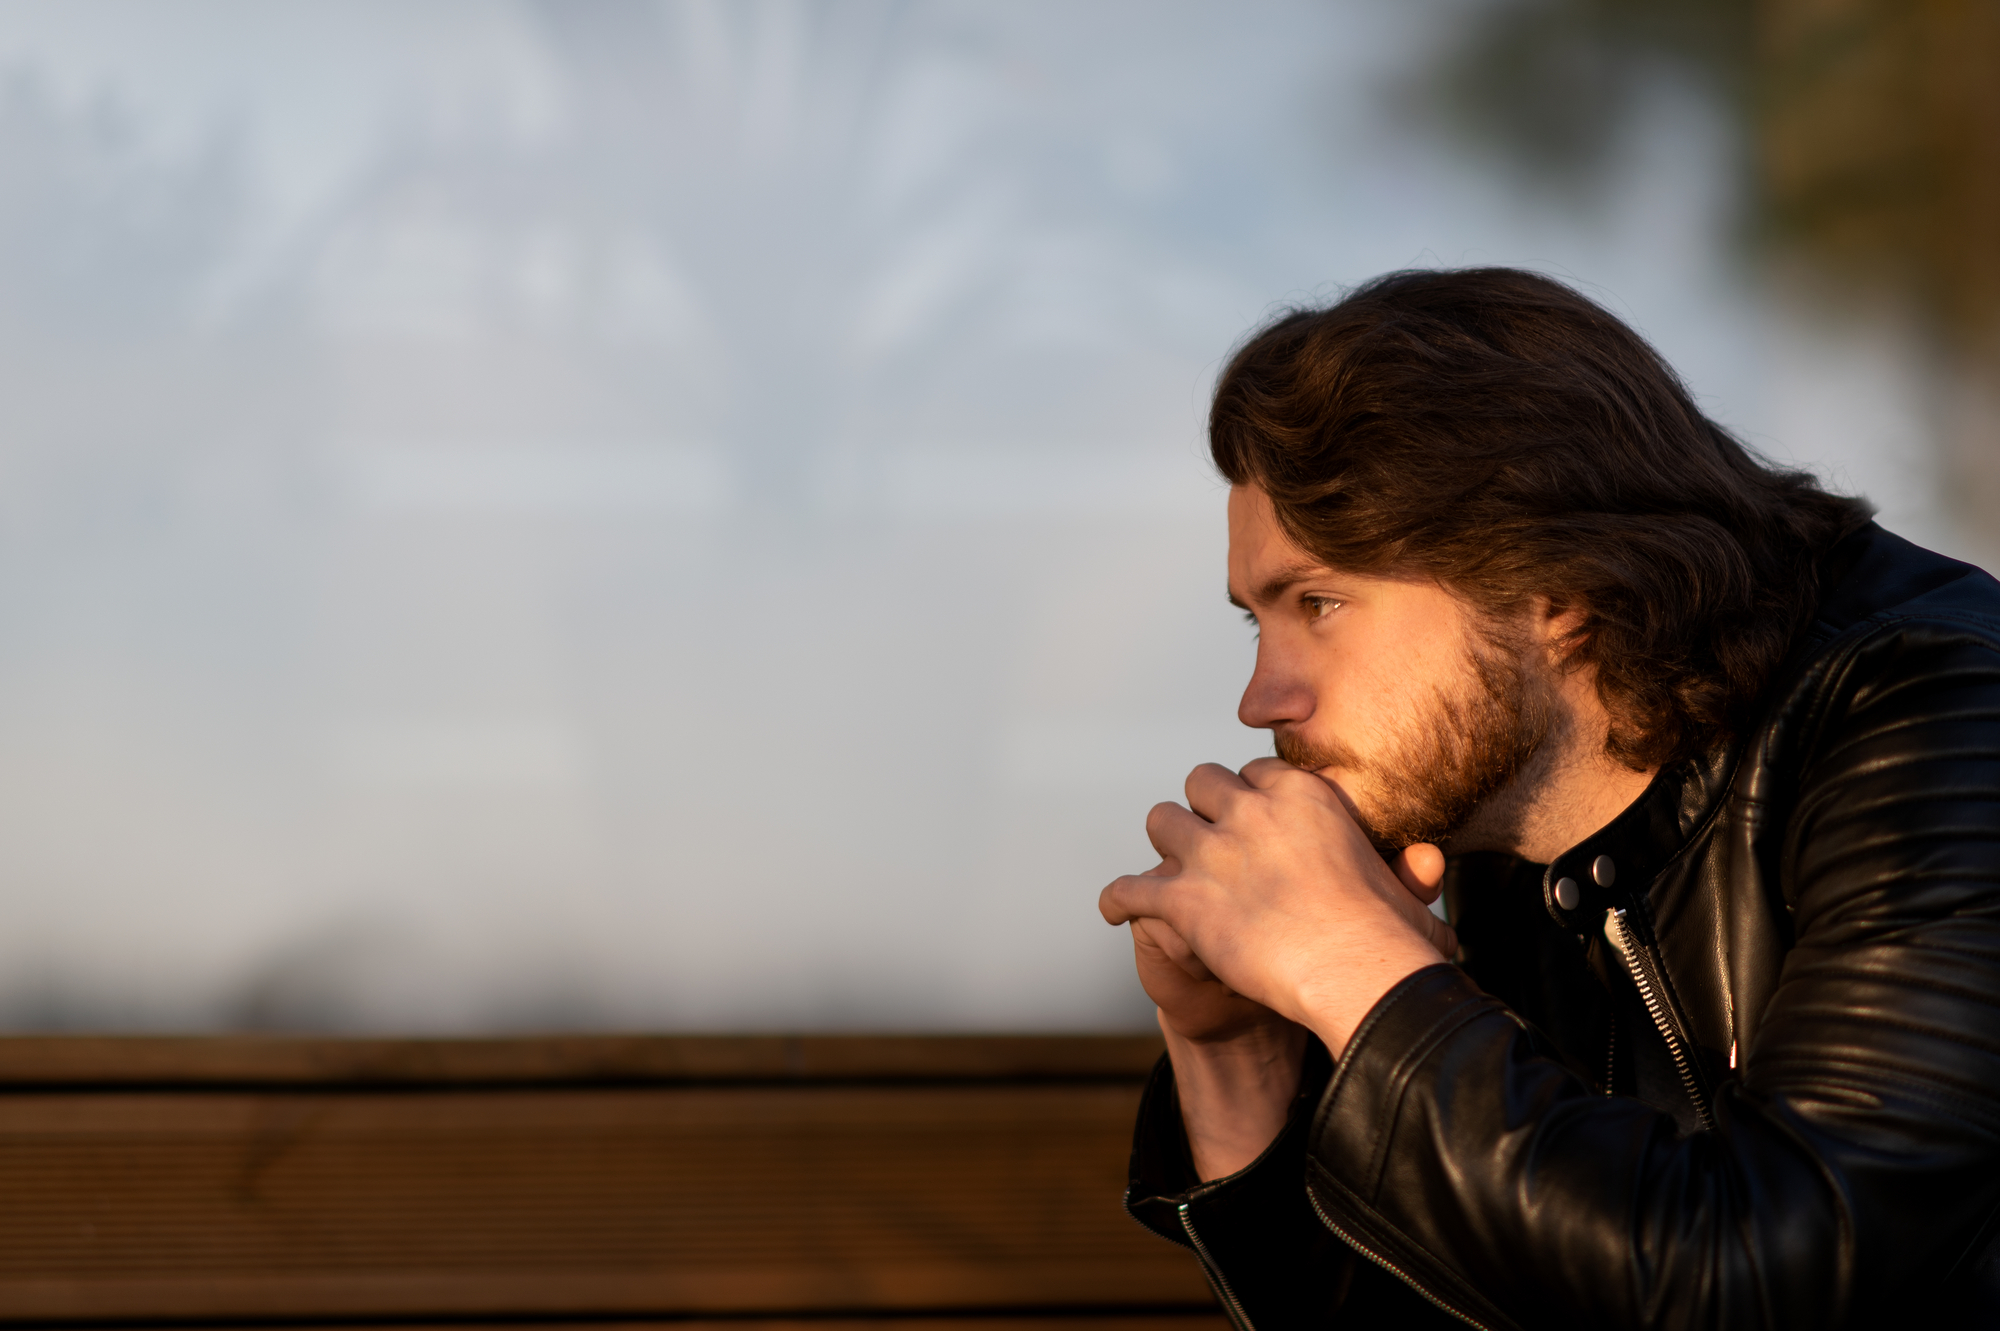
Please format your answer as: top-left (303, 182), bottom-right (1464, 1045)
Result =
top-left (1389, 843), bottom-right (1457, 960)
top-left (1390, 843), bottom-right (1446, 904)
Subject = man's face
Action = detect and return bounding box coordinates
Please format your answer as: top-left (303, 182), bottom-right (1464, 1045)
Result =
top-left (1226, 484), bottom-right (1552, 849)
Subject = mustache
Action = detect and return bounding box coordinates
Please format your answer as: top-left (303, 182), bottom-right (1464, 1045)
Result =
top-left (1272, 725), bottom-right (1362, 773)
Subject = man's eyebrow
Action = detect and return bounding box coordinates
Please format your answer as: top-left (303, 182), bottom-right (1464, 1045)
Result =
top-left (1232, 561), bottom-right (1328, 609)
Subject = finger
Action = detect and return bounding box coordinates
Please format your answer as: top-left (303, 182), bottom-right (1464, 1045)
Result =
top-left (1131, 917), bottom-right (1215, 981)
top-left (1182, 762), bottom-right (1250, 820)
top-left (1099, 872), bottom-right (1170, 926)
top-left (1241, 757), bottom-right (1352, 820)
top-left (1391, 843), bottom-right (1447, 904)
top-left (1236, 755), bottom-right (1299, 788)
top-left (1129, 915), bottom-right (1179, 957)
top-left (1144, 800), bottom-right (1211, 863)
top-left (1244, 751), bottom-right (1369, 824)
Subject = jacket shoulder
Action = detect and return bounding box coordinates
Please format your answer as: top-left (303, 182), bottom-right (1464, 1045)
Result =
top-left (1805, 524), bottom-right (2000, 649)
top-left (1762, 526), bottom-right (2000, 766)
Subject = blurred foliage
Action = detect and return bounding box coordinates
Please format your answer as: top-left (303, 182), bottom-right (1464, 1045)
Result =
top-left (1759, 0), bottom-right (2000, 341)
top-left (1414, 0), bottom-right (2000, 344)
top-left (1411, 0), bottom-right (1756, 189)
top-left (1413, 0), bottom-right (2000, 550)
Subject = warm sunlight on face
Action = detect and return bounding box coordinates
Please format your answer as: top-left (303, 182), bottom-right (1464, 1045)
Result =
top-left (1226, 485), bottom-right (1552, 848)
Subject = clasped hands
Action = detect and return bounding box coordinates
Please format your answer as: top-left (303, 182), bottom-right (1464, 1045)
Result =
top-left (1098, 758), bottom-right (1459, 1058)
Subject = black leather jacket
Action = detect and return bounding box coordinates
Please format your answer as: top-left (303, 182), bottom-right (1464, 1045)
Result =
top-left (1126, 524), bottom-right (2000, 1329)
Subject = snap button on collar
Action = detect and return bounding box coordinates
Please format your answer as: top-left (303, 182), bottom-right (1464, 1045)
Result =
top-left (1554, 876), bottom-right (1580, 910)
top-left (1592, 855), bottom-right (1617, 887)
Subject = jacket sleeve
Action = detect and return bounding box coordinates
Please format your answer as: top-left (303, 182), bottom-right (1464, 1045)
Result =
top-left (1125, 1040), bottom-right (1469, 1329)
top-left (1300, 619), bottom-right (2000, 1329)
top-left (1124, 1039), bottom-right (1350, 1328)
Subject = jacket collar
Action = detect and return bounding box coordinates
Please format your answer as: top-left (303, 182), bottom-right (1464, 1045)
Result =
top-left (1538, 738), bottom-right (1741, 933)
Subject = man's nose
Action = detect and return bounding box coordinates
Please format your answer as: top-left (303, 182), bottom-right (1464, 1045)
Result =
top-left (1238, 644), bottom-right (1315, 730)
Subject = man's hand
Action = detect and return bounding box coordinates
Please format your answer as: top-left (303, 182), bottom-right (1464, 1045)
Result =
top-left (1124, 860), bottom-right (1280, 1042)
top-left (1101, 758), bottom-right (1458, 1058)
top-left (1112, 810), bottom-right (1453, 1180)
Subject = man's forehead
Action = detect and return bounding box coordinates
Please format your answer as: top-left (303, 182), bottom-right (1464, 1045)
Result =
top-left (1227, 485), bottom-right (1325, 590)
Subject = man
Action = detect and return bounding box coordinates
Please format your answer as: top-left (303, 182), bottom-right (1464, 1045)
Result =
top-left (1099, 268), bottom-right (2000, 1329)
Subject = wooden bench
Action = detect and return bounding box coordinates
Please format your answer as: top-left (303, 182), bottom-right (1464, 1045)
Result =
top-left (0, 1034), bottom-right (1220, 1329)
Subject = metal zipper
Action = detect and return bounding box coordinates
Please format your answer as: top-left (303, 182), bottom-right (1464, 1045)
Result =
top-left (1179, 1201), bottom-right (1255, 1331)
top-left (1306, 1184), bottom-right (1493, 1330)
top-left (1604, 907), bottom-right (1716, 1131)
top-left (1602, 1014), bottom-right (1616, 1094)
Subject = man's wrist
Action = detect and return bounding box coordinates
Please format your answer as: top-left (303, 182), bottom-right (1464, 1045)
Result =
top-left (1293, 932), bottom-right (1445, 1058)
top-left (1160, 1012), bottom-right (1308, 1181)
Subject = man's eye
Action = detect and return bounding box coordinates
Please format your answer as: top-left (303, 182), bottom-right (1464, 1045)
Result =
top-left (1304, 596), bottom-right (1341, 619)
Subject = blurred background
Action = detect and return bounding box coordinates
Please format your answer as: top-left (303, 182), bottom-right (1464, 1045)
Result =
top-left (0, 0), bottom-right (1986, 1032)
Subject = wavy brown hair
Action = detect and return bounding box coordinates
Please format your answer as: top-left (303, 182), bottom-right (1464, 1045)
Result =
top-left (1210, 268), bottom-right (1874, 770)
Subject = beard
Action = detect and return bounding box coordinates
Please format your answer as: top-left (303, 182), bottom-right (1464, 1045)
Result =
top-left (1273, 631), bottom-right (1554, 851)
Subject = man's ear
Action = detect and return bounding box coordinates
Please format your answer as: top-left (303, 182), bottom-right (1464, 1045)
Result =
top-left (1536, 595), bottom-right (1592, 668)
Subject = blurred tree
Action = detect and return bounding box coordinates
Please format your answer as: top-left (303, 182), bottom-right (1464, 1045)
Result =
top-left (1412, 0), bottom-right (2000, 551)
top-left (1410, 0), bottom-right (1756, 193)
top-left (1760, 0), bottom-right (2000, 546)
top-left (1760, 0), bottom-right (2000, 337)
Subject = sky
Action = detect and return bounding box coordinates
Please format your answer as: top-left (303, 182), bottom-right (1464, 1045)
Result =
top-left (0, 0), bottom-right (1958, 1031)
